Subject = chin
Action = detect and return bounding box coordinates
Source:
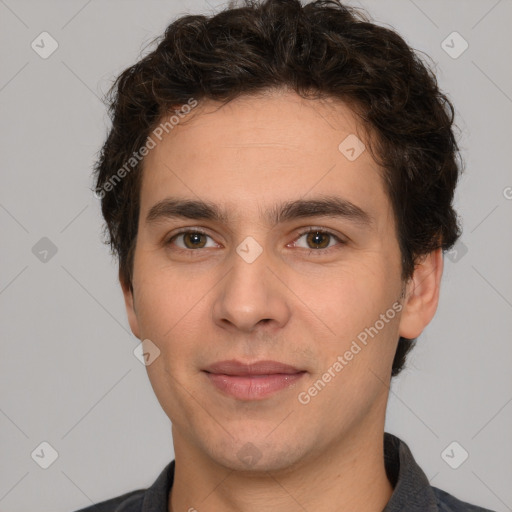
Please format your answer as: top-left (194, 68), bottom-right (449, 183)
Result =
top-left (203, 433), bottom-right (311, 474)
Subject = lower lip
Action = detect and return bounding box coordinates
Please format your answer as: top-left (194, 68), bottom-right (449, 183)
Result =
top-left (204, 372), bottom-right (306, 400)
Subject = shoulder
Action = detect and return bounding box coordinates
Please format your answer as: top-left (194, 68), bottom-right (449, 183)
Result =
top-left (70, 460), bottom-right (174, 512)
top-left (72, 489), bottom-right (144, 512)
top-left (433, 486), bottom-right (497, 512)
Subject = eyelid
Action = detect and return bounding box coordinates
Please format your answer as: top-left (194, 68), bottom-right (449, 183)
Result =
top-left (292, 226), bottom-right (347, 242)
top-left (164, 228), bottom-right (219, 247)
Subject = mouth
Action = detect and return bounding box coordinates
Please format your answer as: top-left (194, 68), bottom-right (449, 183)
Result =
top-left (202, 359), bottom-right (307, 400)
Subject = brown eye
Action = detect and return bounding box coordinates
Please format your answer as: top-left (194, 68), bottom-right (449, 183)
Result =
top-left (182, 232), bottom-right (207, 249)
top-left (167, 230), bottom-right (216, 250)
top-left (305, 231), bottom-right (331, 249)
top-left (292, 229), bottom-right (343, 251)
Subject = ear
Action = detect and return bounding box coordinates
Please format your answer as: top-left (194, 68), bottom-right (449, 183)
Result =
top-left (398, 248), bottom-right (444, 339)
top-left (120, 269), bottom-right (141, 340)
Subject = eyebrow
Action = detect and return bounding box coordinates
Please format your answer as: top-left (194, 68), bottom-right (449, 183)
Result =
top-left (145, 195), bottom-right (373, 228)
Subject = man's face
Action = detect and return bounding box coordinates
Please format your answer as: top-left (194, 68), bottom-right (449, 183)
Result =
top-left (124, 90), bottom-right (407, 471)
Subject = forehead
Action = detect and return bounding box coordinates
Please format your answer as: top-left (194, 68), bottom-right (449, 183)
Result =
top-left (139, 90), bottom-right (391, 228)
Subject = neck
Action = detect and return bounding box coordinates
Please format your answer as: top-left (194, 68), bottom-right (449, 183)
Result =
top-left (168, 410), bottom-right (393, 512)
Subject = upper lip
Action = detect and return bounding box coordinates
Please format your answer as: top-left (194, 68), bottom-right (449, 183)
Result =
top-left (203, 360), bottom-right (303, 376)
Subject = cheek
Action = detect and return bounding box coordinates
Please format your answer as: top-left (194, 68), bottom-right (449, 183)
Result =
top-left (298, 262), bottom-right (401, 407)
top-left (132, 251), bottom-right (201, 332)
top-left (296, 259), bottom-right (403, 394)
top-left (292, 258), bottom-right (400, 340)
top-left (131, 255), bottom-right (218, 380)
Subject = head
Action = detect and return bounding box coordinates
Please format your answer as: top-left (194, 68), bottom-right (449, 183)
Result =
top-left (94, 0), bottom-right (461, 471)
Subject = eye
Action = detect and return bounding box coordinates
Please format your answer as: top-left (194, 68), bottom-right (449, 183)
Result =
top-left (291, 228), bottom-right (345, 253)
top-left (164, 227), bottom-right (346, 255)
top-left (166, 230), bottom-right (218, 250)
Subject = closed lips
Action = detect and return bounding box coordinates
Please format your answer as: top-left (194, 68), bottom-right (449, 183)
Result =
top-left (203, 359), bottom-right (305, 376)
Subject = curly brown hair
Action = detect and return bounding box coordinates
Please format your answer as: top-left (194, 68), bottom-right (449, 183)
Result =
top-left (93, 0), bottom-right (462, 377)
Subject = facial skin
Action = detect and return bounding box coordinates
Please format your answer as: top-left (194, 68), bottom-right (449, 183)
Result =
top-left (121, 89), bottom-right (443, 512)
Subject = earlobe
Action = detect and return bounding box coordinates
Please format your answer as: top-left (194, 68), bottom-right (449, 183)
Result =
top-left (398, 248), bottom-right (444, 339)
top-left (120, 270), bottom-right (141, 340)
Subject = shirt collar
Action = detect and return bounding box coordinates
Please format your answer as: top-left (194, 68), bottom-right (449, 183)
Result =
top-left (382, 432), bottom-right (438, 511)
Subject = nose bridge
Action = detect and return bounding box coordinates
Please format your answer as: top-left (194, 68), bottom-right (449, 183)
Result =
top-left (212, 235), bottom-right (290, 332)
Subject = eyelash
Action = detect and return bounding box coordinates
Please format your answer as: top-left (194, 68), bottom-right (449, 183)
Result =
top-left (164, 227), bottom-right (346, 256)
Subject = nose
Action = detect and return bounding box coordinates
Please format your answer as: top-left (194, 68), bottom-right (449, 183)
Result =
top-left (211, 243), bottom-right (291, 334)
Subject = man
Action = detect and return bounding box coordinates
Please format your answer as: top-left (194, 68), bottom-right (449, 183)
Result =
top-left (77, 0), bottom-right (495, 510)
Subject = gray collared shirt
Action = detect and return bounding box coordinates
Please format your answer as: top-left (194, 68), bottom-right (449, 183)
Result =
top-left (74, 433), bottom-right (496, 511)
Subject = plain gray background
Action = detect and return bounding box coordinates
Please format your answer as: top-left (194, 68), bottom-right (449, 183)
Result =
top-left (1, 0), bottom-right (511, 510)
